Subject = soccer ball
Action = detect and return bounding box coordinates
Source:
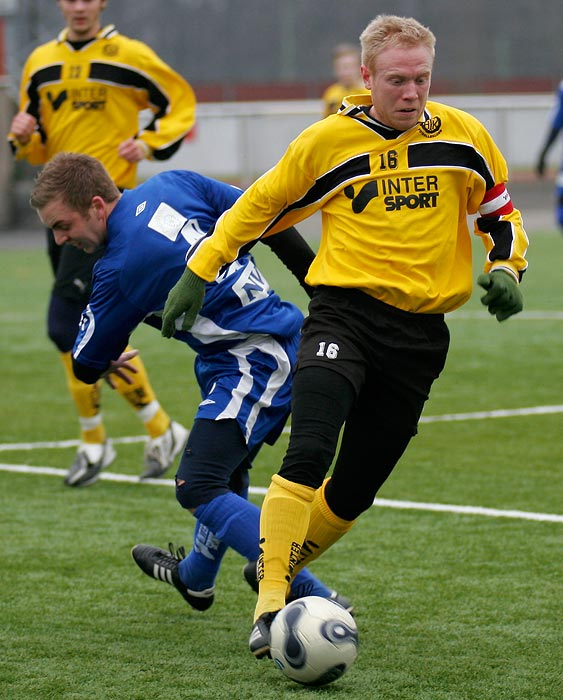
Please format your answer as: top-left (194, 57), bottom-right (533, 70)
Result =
top-left (269, 595), bottom-right (359, 686)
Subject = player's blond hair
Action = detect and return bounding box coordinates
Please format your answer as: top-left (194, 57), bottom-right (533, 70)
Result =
top-left (360, 15), bottom-right (436, 73)
top-left (30, 152), bottom-right (120, 214)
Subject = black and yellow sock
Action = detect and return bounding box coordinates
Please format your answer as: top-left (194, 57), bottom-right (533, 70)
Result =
top-left (111, 347), bottom-right (170, 438)
top-left (292, 478), bottom-right (356, 577)
top-left (59, 351), bottom-right (106, 444)
top-left (254, 474), bottom-right (315, 620)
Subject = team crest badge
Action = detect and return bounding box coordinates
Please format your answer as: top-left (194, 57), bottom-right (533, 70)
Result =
top-left (418, 116), bottom-right (442, 137)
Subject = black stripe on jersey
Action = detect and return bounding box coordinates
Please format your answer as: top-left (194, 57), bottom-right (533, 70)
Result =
top-left (344, 106), bottom-right (433, 140)
top-left (266, 154), bottom-right (371, 232)
top-left (150, 137), bottom-right (185, 160)
top-left (28, 64), bottom-right (63, 140)
top-left (149, 133), bottom-right (186, 160)
top-left (476, 216), bottom-right (520, 277)
top-left (89, 62), bottom-right (169, 116)
top-left (408, 142), bottom-right (495, 189)
top-left (347, 108), bottom-right (405, 139)
top-left (29, 63), bottom-right (63, 89)
top-left (88, 62), bottom-right (185, 159)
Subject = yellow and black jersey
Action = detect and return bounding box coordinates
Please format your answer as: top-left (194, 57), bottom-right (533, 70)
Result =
top-left (189, 94), bottom-right (528, 315)
top-left (321, 85), bottom-right (370, 118)
top-left (9, 25), bottom-right (196, 189)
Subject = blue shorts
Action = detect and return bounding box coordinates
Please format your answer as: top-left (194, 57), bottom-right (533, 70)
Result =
top-left (194, 333), bottom-right (299, 451)
top-left (175, 332), bottom-right (299, 508)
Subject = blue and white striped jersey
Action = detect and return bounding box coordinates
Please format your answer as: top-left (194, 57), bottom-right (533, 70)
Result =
top-left (73, 170), bottom-right (304, 371)
top-left (72, 170), bottom-right (304, 449)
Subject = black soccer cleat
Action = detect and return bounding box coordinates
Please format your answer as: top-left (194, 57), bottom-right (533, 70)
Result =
top-left (242, 559), bottom-right (354, 614)
top-left (242, 559), bottom-right (260, 594)
top-left (131, 542), bottom-right (214, 611)
top-left (248, 611), bottom-right (279, 659)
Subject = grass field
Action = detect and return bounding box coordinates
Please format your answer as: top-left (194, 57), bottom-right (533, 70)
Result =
top-left (1, 226), bottom-right (562, 700)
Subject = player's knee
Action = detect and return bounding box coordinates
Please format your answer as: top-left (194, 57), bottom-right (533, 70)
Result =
top-left (47, 317), bottom-right (76, 352)
top-left (175, 419), bottom-right (248, 510)
top-left (175, 475), bottom-right (229, 511)
top-left (175, 478), bottom-right (196, 510)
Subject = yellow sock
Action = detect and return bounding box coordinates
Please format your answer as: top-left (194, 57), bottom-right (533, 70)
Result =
top-left (293, 478), bottom-right (356, 577)
top-left (254, 474), bottom-right (315, 621)
top-left (59, 351), bottom-right (106, 444)
top-left (111, 347), bottom-right (170, 438)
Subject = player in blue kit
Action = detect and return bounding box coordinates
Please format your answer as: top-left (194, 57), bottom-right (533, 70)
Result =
top-left (536, 79), bottom-right (563, 233)
top-left (29, 151), bottom-right (352, 613)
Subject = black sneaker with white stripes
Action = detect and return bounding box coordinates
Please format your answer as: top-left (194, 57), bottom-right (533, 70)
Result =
top-left (131, 543), bottom-right (214, 611)
top-left (249, 610), bottom-right (279, 659)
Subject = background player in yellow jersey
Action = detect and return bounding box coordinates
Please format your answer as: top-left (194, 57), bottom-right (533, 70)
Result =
top-left (321, 43), bottom-right (370, 118)
top-left (8, 0), bottom-right (196, 486)
top-left (160, 14), bottom-right (528, 659)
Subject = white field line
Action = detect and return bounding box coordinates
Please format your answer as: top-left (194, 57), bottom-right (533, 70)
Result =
top-left (2, 404), bottom-right (562, 524)
top-left (2, 404), bottom-right (563, 453)
top-left (419, 404), bottom-right (563, 424)
top-left (1, 466), bottom-right (561, 525)
top-left (0, 435), bottom-right (147, 451)
top-left (0, 462), bottom-right (561, 523)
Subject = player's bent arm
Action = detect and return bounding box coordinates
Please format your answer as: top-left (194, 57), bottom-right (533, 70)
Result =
top-left (474, 207), bottom-right (529, 282)
top-left (188, 163), bottom-right (311, 280)
top-left (9, 57), bottom-right (47, 164)
top-left (8, 131), bottom-right (47, 165)
top-left (72, 349), bottom-right (139, 386)
top-left (256, 227), bottom-right (316, 298)
top-left (9, 112), bottom-right (36, 143)
top-left (473, 187), bottom-right (528, 322)
top-left (133, 42), bottom-right (197, 159)
top-left (473, 176), bottom-right (529, 283)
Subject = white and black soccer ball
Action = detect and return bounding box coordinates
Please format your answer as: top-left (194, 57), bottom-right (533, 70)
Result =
top-left (269, 595), bottom-right (359, 686)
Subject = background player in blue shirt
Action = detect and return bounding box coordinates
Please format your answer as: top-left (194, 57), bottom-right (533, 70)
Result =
top-left (29, 151), bottom-right (352, 613)
top-left (536, 79), bottom-right (563, 233)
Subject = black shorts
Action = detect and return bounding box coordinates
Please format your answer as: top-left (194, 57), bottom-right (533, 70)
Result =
top-left (297, 286), bottom-right (450, 432)
top-left (175, 418), bottom-right (259, 509)
top-left (278, 287), bottom-right (450, 513)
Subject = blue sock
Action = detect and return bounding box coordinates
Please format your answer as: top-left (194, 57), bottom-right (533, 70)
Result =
top-left (193, 491), bottom-right (334, 600)
top-left (178, 520), bottom-right (228, 592)
top-left (177, 472), bottom-right (251, 592)
top-left (194, 491), bottom-right (261, 560)
top-left (290, 569), bottom-right (331, 600)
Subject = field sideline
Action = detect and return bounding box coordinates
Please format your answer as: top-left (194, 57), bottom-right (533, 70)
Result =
top-left (2, 397), bottom-right (563, 524)
top-left (3, 460), bottom-right (563, 524)
top-left (1, 214), bottom-right (562, 699)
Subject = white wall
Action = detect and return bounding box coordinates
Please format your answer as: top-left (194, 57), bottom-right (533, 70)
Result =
top-left (139, 93), bottom-right (557, 186)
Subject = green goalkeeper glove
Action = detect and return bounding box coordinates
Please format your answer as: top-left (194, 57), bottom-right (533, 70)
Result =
top-left (161, 267), bottom-right (206, 338)
top-left (477, 270), bottom-right (523, 322)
